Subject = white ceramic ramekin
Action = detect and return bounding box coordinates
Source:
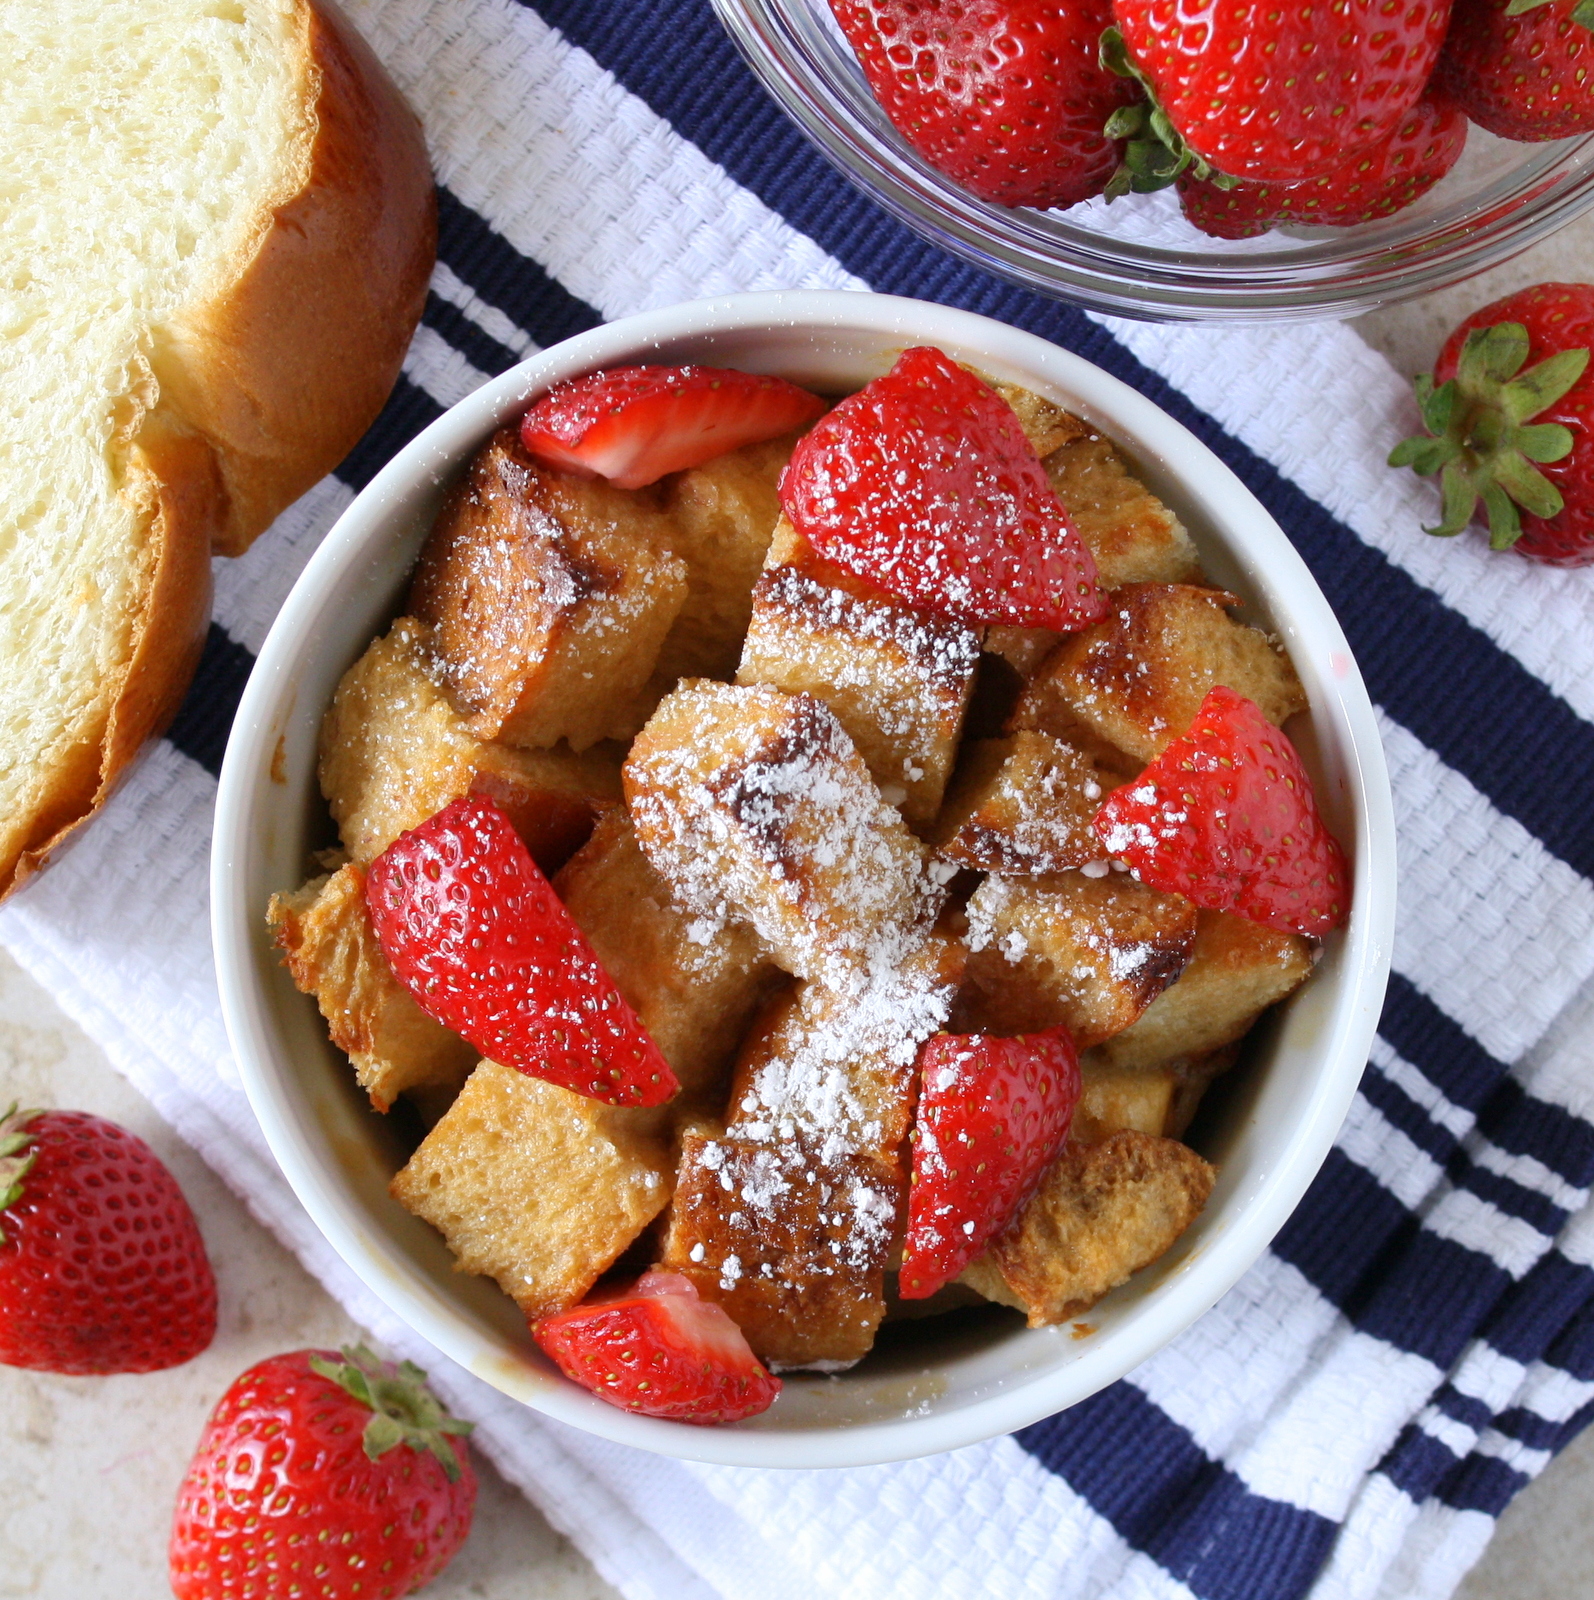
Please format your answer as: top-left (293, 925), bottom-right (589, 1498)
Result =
top-left (212, 290), bottom-right (1395, 1468)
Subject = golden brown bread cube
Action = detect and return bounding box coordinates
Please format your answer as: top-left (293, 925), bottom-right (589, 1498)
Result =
top-left (934, 732), bottom-right (1116, 875)
top-left (553, 808), bottom-right (780, 1111)
top-left (267, 866), bottom-right (475, 1114)
top-left (659, 1132), bottom-right (901, 1369)
top-left (654, 432), bottom-right (801, 683)
top-left (728, 929), bottom-right (964, 1162)
top-left (1009, 584), bottom-right (1307, 764)
top-left (1044, 433), bottom-right (1202, 591)
top-left (961, 1130), bottom-right (1215, 1325)
top-left (983, 625), bottom-right (1063, 681)
top-left (737, 520), bottom-right (980, 827)
top-left (409, 431), bottom-right (688, 751)
top-left (964, 869), bottom-right (1198, 1047)
top-left (986, 379), bottom-right (1091, 457)
top-left (1071, 1045), bottom-right (1238, 1144)
top-left (1094, 910), bottom-right (1313, 1071)
top-left (318, 616), bottom-right (622, 868)
top-left (390, 1059), bottom-right (673, 1321)
top-left (624, 680), bottom-right (943, 986)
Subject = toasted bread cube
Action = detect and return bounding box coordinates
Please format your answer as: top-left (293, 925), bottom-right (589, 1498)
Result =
top-left (728, 930), bottom-right (964, 1161)
top-left (1095, 910), bottom-right (1313, 1071)
top-left (409, 431), bottom-right (688, 751)
top-left (553, 808), bottom-right (779, 1109)
top-left (653, 432), bottom-right (799, 682)
top-left (986, 379), bottom-right (1091, 457)
top-left (964, 870), bottom-right (1197, 1046)
top-left (1009, 584), bottom-right (1307, 764)
top-left (934, 732), bottom-right (1117, 875)
top-left (737, 520), bottom-right (980, 827)
top-left (318, 616), bottom-right (622, 867)
top-left (659, 1132), bottom-right (900, 1368)
top-left (267, 866), bottom-right (475, 1114)
top-left (962, 1130), bottom-right (1215, 1325)
top-left (1044, 433), bottom-right (1201, 591)
top-left (1070, 1045), bottom-right (1237, 1144)
top-left (390, 1059), bottom-right (672, 1320)
top-left (983, 625), bottom-right (1063, 681)
top-left (625, 680), bottom-right (942, 985)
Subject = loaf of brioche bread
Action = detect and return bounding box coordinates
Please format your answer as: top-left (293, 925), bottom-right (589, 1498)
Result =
top-left (0, 0), bottom-right (435, 897)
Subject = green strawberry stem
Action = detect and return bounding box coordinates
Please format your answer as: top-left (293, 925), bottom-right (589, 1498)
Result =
top-left (1098, 28), bottom-right (1240, 199)
top-left (1388, 321), bottom-right (1588, 549)
top-left (310, 1344), bottom-right (475, 1483)
top-left (1503, 0), bottom-right (1594, 29)
top-left (0, 1104), bottom-right (41, 1246)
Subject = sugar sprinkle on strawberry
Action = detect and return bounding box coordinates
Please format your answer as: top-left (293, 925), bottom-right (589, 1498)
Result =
top-left (520, 364), bottom-right (826, 489)
top-left (1093, 685), bottom-right (1349, 938)
top-left (900, 1027), bottom-right (1081, 1300)
top-left (533, 1270), bottom-right (781, 1424)
top-left (367, 795), bottom-right (680, 1106)
top-left (780, 347), bottom-right (1105, 632)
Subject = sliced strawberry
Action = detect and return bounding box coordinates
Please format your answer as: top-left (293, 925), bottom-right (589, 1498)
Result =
top-left (365, 795), bottom-right (679, 1107)
top-left (779, 347), bottom-right (1105, 631)
top-left (533, 1270), bottom-right (781, 1424)
top-left (1092, 685), bottom-right (1350, 937)
top-left (900, 1027), bottom-right (1081, 1300)
top-left (519, 365), bottom-right (827, 489)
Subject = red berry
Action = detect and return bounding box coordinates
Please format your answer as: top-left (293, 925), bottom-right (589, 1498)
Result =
top-left (1112, 0), bottom-right (1451, 182)
top-left (519, 365), bottom-right (826, 489)
top-left (1435, 0), bottom-right (1594, 141)
top-left (779, 346), bottom-right (1105, 631)
top-left (0, 1105), bottom-right (215, 1375)
top-left (1390, 282), bottom-right (1594, 566)
top-left (533, 1270), bottom-right (781, 1424)
top-left (1093, 686), bottom-right (1349, 938)
top-left (900, 1027), bottom-right (1081, 1300)
top-left (829, 0), bottom-right (1139, 208)
top-left (1179, 93), bottom-right (1467, 238)
top-left (170, 1345), bottom-right (475, 1600)
top-left (366, 795), bottom-right (680, 1107)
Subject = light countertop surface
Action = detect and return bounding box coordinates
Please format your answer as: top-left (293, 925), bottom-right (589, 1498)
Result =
top-left (4, 214), bottom-right (1594, 1599)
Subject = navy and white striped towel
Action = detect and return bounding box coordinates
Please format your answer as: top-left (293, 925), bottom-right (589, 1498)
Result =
top-left (6, 3), bottom-right (1594, 1596)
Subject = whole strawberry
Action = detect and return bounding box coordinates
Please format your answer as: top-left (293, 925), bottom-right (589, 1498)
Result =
top-left (1435, 0), bottom-right (1594, 140)
top-left (1389, 282), bottom-right (1594, 565)
top-left (170, 1345), bottom-right (475, 1600)
top-left (0, 1105), bottom-right (215, 1374)
top-left (829, 0), bottom-right (1140, 208)
top-left (1107, 0), bottom-right (1452, 184)
top-left (1179, 94), bottom-right (1468, 239)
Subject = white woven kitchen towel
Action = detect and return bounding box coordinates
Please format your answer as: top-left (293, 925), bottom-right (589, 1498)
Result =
top-left (7, 3), bottom-right (1594, 1598)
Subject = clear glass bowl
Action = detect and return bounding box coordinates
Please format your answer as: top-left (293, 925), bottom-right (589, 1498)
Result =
top-left (714, 0), bottom-right (1594, 322)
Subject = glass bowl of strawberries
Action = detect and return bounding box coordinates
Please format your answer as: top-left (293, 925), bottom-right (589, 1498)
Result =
top-left (715, 0), bottom-right (1594, 320)
top-left (212, 290), bottom-right (1396, 1465)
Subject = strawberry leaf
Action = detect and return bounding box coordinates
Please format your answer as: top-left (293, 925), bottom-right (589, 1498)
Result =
top-left (0, 1105), bottom-right (41, 1247)
top-left (1460, 322), bottom-right (1531, 387)
top-left (1429, 460), bottom-right (1479, 536)
top-left (1575, 0), bottom-right (1594, 29)
top-left (310, 1344), bottom-right (475, 1483)
top-left (1502, 347), bottom-right (1590, 420)
top-left (1493, 452), bottom-right (1566, 519)
top-left (1481, 481), bottom-right (1525, 549)
top-left (1513, 421), bottom-right (1577, 462)
top-left (1098, 27), bottom-right (1237, 195)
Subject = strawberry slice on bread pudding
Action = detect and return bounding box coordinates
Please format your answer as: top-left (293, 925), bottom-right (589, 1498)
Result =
top-left (901, 1028), bottom-right (1082, 1300)
top-left (366, 794), bottom-right (679, 1107)
top-left (534, 1270), bottom-right (781, 1424)
top-left (1093, 685), bottom-right (1349, 938)
top-left (519, 364), bottom-right (826, 489)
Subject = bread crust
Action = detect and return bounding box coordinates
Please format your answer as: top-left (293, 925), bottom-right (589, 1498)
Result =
top-left (2, 0), bottom-right (435, 900)
top-left (159, 0), bottom-right (437, 557)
